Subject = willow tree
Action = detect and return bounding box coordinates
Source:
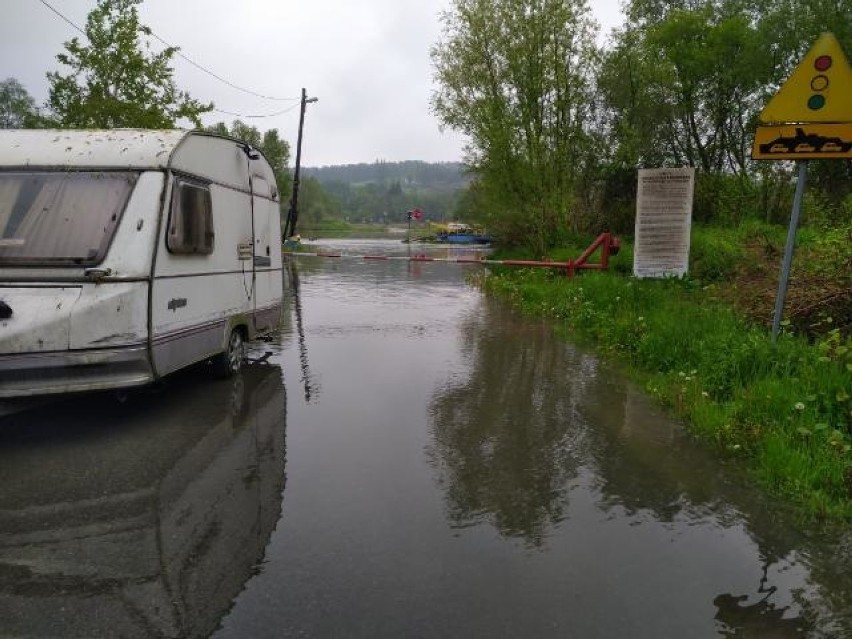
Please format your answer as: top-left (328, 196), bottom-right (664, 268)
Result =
top-left (431, 0), bottom-right (600, 252)
top-left (48, 0), bottom-right (212, 128)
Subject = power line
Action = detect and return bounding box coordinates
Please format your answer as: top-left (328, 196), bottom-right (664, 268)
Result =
top-left (36, 0), bottom-right (85, 35)
top-left (148, 31), bottom-right (299, 103)
top-left (212, 102), bottom-right (302, 119)
top-left (35, 0), bottom-right (300, 104)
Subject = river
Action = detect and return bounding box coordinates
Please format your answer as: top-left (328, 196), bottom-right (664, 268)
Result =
top-left (1, 238), bottom-right (850, 638)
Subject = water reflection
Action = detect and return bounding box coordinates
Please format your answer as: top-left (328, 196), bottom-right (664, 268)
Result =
top-left (580, 382), bottom-right (838, 635)
top-left (286, 259), bottom-right (319, 404)
top-left (426, 299), bottom-right (848, 635)
top-left (714, 587), bottom-right (809, 637)
top-left (0, 364), bottom-right (286, 638)
top-left (427, 303), bottom-right (585, 546)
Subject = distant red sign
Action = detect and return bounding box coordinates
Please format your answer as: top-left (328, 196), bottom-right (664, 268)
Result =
top-left (410, 208), bottom-right (423, 220)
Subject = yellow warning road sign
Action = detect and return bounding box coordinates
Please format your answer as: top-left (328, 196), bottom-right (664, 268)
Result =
top-left (752, 123), bottom-right (852, 159)
top-left (759, 32), bottom-right (852, 124)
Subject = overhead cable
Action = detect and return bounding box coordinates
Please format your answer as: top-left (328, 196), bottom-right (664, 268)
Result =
top-left (148, 31), bottom-right (300, 103)
top-left (212, 102), bottom-right (302, 119)
top-left (34, 0), bottom-right (299, 104)
top-left (36, 0), bottom-right (85, 35)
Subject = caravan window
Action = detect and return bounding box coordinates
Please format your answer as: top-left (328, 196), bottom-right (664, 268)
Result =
top-left (167, 179), bottom-right (214, 255)
top-left (0, 171), bottom-right (136, 266)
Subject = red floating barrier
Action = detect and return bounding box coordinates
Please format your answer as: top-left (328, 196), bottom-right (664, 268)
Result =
top-left (284, 233), bottom-right (619, 276)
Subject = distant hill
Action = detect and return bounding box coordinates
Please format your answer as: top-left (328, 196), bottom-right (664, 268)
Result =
top-left (300, 161), bottom-right (470, 224)
top-left (303, 161), bottom-right (469, 191)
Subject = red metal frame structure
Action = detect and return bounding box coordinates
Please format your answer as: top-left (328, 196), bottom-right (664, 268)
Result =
top-left (489, 233), bottom-right (620, 276)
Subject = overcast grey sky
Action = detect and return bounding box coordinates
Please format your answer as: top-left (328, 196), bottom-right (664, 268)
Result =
top-left (2, 0), bottom-right (625, 166)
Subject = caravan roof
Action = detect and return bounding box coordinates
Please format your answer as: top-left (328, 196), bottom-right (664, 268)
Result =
top-left (0, 129), bottom-right (190, 169)
top-left (0, 129), bottom-right (278, 196)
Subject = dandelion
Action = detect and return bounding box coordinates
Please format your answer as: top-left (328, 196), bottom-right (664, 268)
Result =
top-left (794, 402), bottom-right (805, 411)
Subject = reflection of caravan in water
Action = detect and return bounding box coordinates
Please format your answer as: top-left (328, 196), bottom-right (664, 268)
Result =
top-left (0, 365), bottom-right (286, 637)
top-left (0, 129), bottom-right (283, 399)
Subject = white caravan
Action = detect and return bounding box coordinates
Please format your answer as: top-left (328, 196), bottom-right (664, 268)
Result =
top-left (0, 129), bottom-right (284, 400)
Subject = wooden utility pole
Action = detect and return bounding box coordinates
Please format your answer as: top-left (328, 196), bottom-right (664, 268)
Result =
top-left (284, 88), bottom-right (317, 240)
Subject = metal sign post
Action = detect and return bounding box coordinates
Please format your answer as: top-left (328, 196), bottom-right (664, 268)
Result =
top-left (771, 161), bottom-right (808, 342)
top-left (406, 208), bottom-right (422, 245)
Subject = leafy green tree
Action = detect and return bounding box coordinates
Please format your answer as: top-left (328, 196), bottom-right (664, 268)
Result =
top-left (451, 181), bottom-right (490, 226)
top-left (0, 78), bottom-right (43, 128)
top-left (603, 0), bottom-right (852, 174)
top-left (298, 176), bottom-right (344, 228)
top-left (599, 0), bottom-right (852, 220)
top-left (601, 5), bottom-right (768, 175)
top-left (47, 0), bottom-right (212, 128)
top-left (432, 0), bottom-right (600, 252)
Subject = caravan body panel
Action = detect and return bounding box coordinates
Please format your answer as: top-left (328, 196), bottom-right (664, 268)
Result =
top-left (0, 286), bottom-right (82, 353)
top-left (0, 129), bottom-right (284, 400)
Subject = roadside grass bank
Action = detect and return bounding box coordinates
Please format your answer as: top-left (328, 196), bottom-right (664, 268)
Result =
top-left (483, 224), bottom-right (852, 520)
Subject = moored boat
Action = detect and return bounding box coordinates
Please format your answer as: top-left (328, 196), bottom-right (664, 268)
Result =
top-left (434, 222), bottom-right (492, 245)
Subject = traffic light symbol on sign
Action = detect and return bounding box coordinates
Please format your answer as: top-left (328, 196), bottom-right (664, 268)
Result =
top-left (759, 32), bottom-right (852, 125)
top-left (808, 55), bottom-right (831, 111)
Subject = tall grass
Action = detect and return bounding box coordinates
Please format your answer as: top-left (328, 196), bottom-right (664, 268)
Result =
top-left (484, 264), bottom-right (852, 520)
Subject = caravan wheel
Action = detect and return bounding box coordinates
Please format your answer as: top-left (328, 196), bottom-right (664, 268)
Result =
top-left (211, 328), bottom-right (245, 378)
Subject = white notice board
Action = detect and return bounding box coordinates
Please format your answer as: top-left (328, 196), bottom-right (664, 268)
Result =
top-left (633, 167), bottom-right (696, 278)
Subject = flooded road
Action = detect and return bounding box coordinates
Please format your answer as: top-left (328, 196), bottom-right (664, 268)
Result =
top-left (1, 238), bottom-right (851, 638)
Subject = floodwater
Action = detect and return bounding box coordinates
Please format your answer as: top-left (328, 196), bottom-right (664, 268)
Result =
top-left (1, 238), bottom-right (851, 638)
